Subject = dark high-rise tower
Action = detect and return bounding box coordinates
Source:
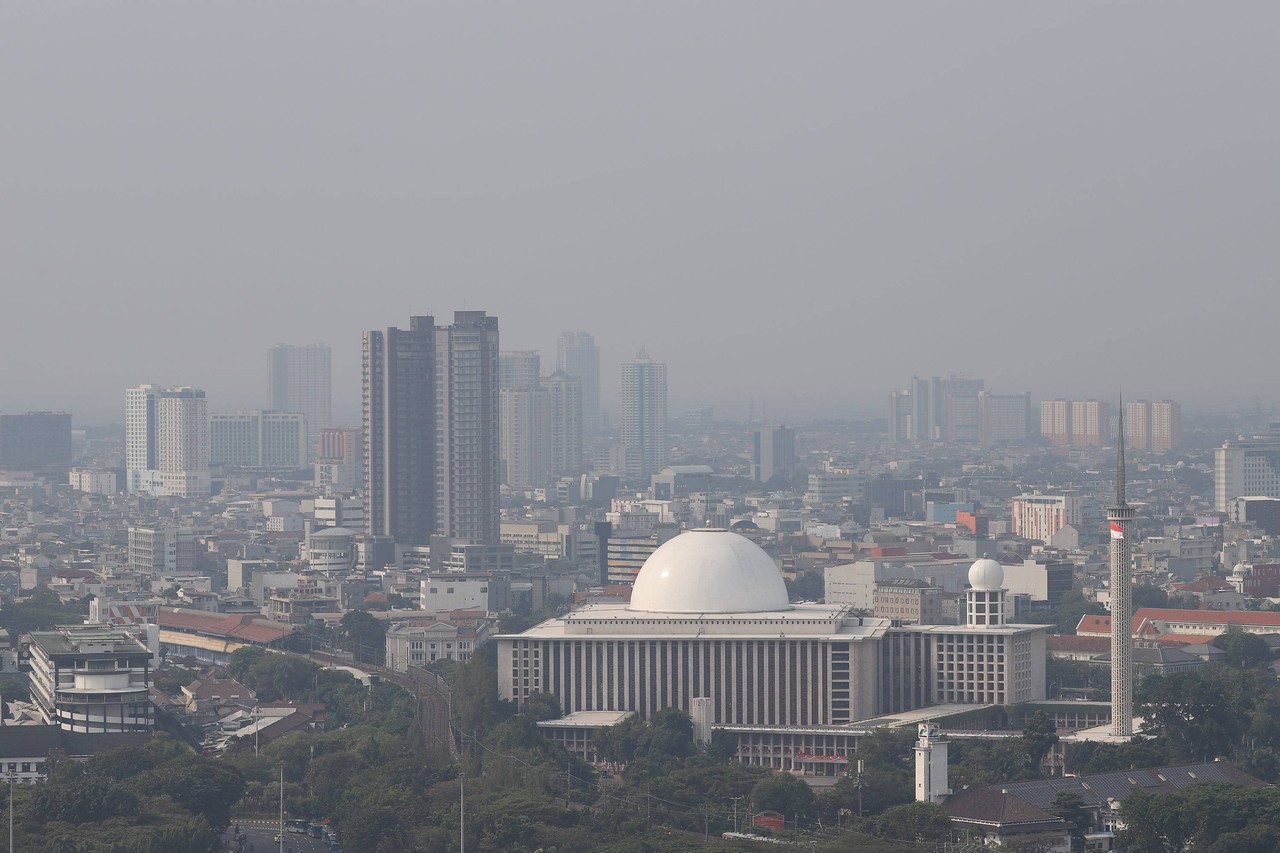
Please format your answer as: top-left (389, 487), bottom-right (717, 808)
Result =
top-left (363, 317), bottom-right (437, 543)
top-left (1108, 400), bottom-right (1135, 737)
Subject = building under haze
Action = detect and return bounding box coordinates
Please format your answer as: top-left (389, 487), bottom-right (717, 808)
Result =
top-left (1127, 399), bottom-right (1181, 453)
top-left (210, 410), bottom-right (307, 470)
top-left (978, 391), bottom-right (1030, 445)
top-left (436, 311), bottom-right (501, 544)
top-left (1216, 426), bottom-right (1280, 512)
top-left (889, 376), bottom-right (985, 443)
top-left (125, 385), bottom-right (210, 498)
top-left (499, 351), bottom-right (549, 488)
top-left (543, 371), bottom-right (583, 477)
top-left (363, 312), bottom-right (500, 546)
top-left (0, 411), bottom-right (72, 472)
top-left (752, 425), bottom-right (796, 483)
top-left (620, 351), bottom-right (668, 477)
top-left (268, 343), bottom-right (332, 447)
top-left (557, 331), bottom-right (600, 431)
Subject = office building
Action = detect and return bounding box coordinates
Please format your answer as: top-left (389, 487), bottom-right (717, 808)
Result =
top-left (1070, 399), bottom-right (1110, 447)
top-left (892, 376), bottom-right (985, 443)
top-left (498, 531), bottom-right (1046, 726)
top-left (69, 467), bottom-right (118, 495)
top-left (621, 351), bottom-right (668, 477)
top-left (888, 391), bottom-right (914, 444)
top-left (557, 331), bottom-right (600, 431)
top-left (544, 371), bottom-right (584, 476)
top-left (267, 343), bottom-right (332, 443)
top-left (314, 427), bottom-right (363, 494)
top-left (436, 311), bottom-right (501, 544)
top-left (363, 316), bottom-right (437, 543)
top-left (752, 425), bottom-right (796, 483)
top-left (210, 411), bottom-right (307, 469)
top-left (125, 385), bottom-right (209, 498)
top-left (0, 412), bottom-right (72, 471)
top-left (128, 525), bottom-right (198, 577)
top-left (978, 392), bottom-right (1030, 445)
top-left (499, 351), bottom-right (549, 488)
top-left (1011, 494), bottom-right (1083, 543)
top-left (22, 625), bottom-right (153, 733)
top-left (1215, 427), bottom-right (1280, 512)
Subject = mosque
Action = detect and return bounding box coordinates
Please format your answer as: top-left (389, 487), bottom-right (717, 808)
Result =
top-left (497, 529), bottom-right (1046, 736)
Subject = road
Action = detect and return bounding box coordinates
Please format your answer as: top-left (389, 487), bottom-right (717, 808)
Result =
top-left (223, 821), bottom-right (332, 853)
top-left (308, 650), bottom-right (457, 757)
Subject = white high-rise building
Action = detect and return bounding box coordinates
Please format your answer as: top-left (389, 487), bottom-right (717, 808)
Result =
top-left (557, 331), bottom-right (600, 431)
top-left (1216, 427), bottom-right (1280, 512)
top-left (621, 351), bottom-right (668, 477)
top-left (268, 344), bottom-right (332, 446)
top-left (125, 385), bottom-right (209, 497)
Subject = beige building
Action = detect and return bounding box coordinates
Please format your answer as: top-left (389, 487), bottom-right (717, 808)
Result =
top-left (873, 578), bottom-right (944, 624)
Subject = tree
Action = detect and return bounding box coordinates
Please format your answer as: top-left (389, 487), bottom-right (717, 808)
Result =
top-left (750, 773), bottom-right (815, 820)
top-left (1023, 710), bottom-right (1059, 770)
top-left (244, 653), bottom-right (319, 702)
top-left (227, 645), bottom-right (266, 682)
top-left (340, 609), bottom-right (388, 665)
top-left (874, 801), bottom-right (953, 844)
top-left (1213, 629), bottom-right (1273, 669)
top-left (1050, 791), bottom-right (1090, 851)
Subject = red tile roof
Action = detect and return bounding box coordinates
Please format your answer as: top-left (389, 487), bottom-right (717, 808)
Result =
top-left (158, 608), bottom-right (294, 644)
top-left (1047, 634), bottom-right (1109, 653)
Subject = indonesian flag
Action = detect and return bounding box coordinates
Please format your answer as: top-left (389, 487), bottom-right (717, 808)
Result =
top-left (1110, 522), bottom-right (1124, 540)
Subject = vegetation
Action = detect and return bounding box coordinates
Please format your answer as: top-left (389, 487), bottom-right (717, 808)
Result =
top-left (0, 586), bottom-right (88, 640)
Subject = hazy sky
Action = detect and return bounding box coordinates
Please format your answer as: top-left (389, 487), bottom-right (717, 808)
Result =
top-left (2, 2), bottom-right (1277, 426)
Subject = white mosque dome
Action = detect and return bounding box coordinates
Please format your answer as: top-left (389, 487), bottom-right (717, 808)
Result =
top-left (628, 529), bottom-right (791, 614)
top-left (968, 558), bottom-right (1005, 591)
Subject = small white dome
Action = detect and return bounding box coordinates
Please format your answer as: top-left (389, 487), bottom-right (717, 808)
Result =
top-left (628, 529), bottom-right (790, 614)
top-left (968, 558), bottom-right (1005, 591)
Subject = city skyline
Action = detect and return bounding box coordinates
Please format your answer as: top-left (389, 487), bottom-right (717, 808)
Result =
top-left (3, 3), bottom-right (1279, 424)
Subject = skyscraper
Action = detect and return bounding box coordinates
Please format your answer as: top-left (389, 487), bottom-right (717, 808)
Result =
top-left (1109, 404), bottom-right (1135, 737)
top-left (752, 425), bottom-right (796, 483)
top-left (543, 371), bottom-right (583, 476)
top-left (125, 385), bottom-right (209, 497)
top-left (363, 318), bottom-right (437, 543)
top-left (621, 351), bottom-right (668, 477)
top-left (557, 331), bottom-right (600, 431)
top-left (364, 313), bottom-right (501, 545)
top-left (499, 351), bottom-right (548, 489)
top-left (435, 311), bottom-right (501, 544)
top-left (268, 344), bottom-right (332, 445)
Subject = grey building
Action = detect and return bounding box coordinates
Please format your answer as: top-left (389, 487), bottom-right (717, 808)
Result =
top-left (0, 412), bottom-right (72, 472)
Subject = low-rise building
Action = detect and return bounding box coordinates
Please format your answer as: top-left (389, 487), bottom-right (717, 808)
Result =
top-left (21, 624), bottom-right (153, 733)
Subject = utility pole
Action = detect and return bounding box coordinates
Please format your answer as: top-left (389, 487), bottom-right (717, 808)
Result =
top-left (459, 751), bottom-right (466, 853)
top-left (565, 760), bottom-right (572, 808)
top-left (9, 773), bottom-right (14, 853)
top-left (731, 796), bottom-right (743, 834)
top-left (278, 764), bottom-right (284, 853)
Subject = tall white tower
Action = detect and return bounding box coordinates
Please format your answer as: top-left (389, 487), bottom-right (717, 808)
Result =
top-left (914, 723), bottom-right (951, 803)
top-left (620, 350), bottom-right (668, 477)
top-left (1109, 401), bottom-right (1135, 737)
